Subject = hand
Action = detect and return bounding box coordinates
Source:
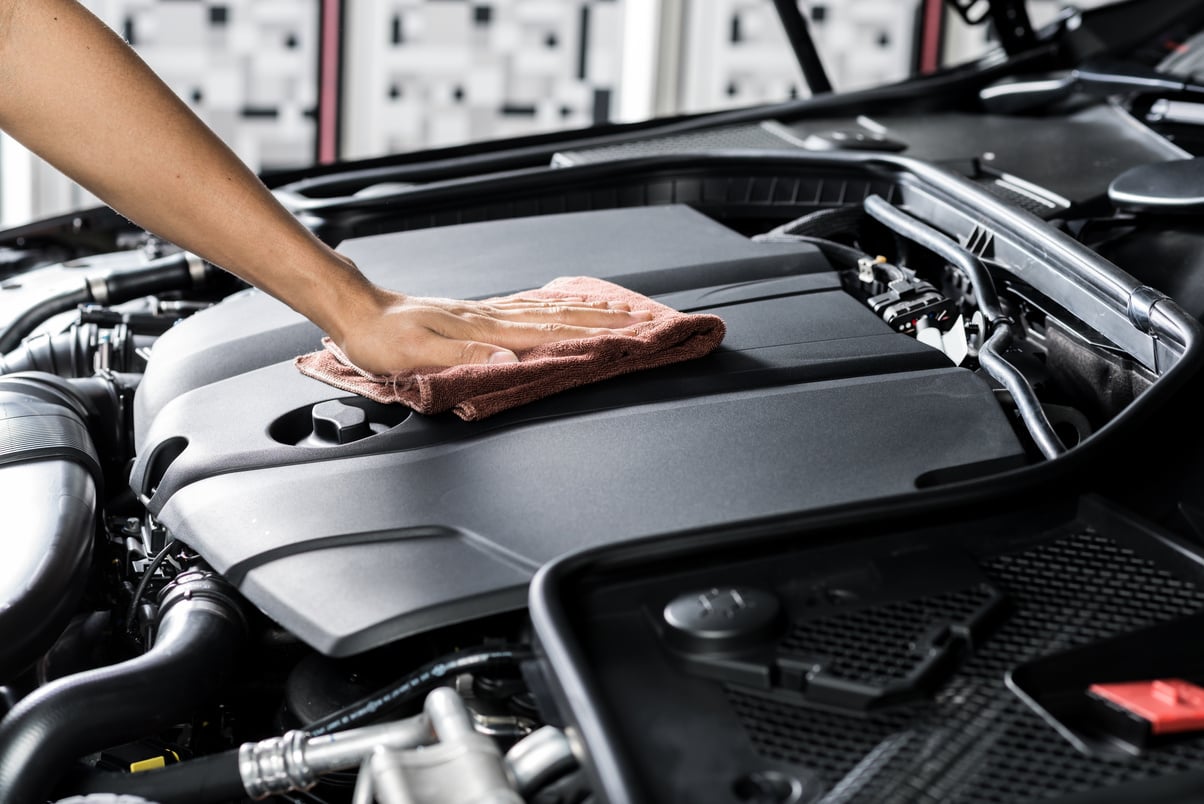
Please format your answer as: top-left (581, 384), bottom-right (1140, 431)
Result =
top-left (333, 287), bottom-right (653, 375)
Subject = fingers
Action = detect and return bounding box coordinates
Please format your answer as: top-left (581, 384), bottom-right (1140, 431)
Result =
top-left (439, 317), bottom-right (635, 352)
top-left (490, 306), bottom-right (651, 329)
top-left (430, 295), bottom-right (650, 329)
top-left (338, 292), bottom-right (652, 374)
top-left (486, 296), bottom-right (634, 313)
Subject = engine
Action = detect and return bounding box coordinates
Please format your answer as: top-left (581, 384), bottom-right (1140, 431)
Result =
top-left (1, 38), bottom-right (1204, 801)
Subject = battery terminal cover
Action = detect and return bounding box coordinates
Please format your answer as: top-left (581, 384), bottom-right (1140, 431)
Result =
top-left (1088, 679), bottom-right (1204, 734)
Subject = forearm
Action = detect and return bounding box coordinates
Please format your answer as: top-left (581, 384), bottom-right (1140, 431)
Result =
top-left (0, 0), bottom-right (649, 375)
top-left (0, 0), bottom-right (373, 339)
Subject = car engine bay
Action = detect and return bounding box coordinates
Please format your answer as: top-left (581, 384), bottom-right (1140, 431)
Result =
top-left (5, 2), bottom-right (1204, 802)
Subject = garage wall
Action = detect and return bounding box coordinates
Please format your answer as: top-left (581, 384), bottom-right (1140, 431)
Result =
top-left (341, 1), bottom-right (624, 160)
top-left (0, 0), bottom-right (319, 225)
top-left (0, 0), bottom-right (1108, 227)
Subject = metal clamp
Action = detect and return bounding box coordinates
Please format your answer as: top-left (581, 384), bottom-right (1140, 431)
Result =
top-left (1128, 285), bottom-right (1168, 334)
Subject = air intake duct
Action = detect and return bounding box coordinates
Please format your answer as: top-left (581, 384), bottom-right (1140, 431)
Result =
top-left (0, 374), bottom-right (99, 682)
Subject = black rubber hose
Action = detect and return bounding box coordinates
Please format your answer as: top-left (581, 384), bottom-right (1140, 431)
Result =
top-left (864, 195), bottom-right (1007, 324)
top-left (67, 646), bottom-right (533, 801)
top-left (102, 253), bottom-right (194, 301)
top-left (306, 645), bottom-right (533, 737)
top-left (0, 286), bottom-right (90, 353)
top-left (67, 749), bottom-right (245, 804)
top-left (863, 194), bottom-right (1066, 459)
top-left (0, 572), bottom-right (245, 803)
top-left (0, 252), bottom-right (204, 354)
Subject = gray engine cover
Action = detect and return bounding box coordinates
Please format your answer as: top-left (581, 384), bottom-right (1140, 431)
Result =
top-left (131, 206), bottom-right (1024, 656)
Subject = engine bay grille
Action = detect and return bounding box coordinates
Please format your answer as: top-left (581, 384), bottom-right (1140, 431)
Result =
top-left (727, 530), bottom-right (1204, 803)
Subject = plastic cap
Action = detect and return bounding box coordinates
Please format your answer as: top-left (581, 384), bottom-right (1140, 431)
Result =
top-left (1089, 679), bottom-right (1204, 734)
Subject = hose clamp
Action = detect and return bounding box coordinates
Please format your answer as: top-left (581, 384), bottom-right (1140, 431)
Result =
top-left (1128, 285), bottom-right (1167, 334)
top-left (158, 570), bottom-right (247, 632)
top-left (184, 252), bottom-right (208, 286)
top-left (86, 275), bottom-right (109, 305)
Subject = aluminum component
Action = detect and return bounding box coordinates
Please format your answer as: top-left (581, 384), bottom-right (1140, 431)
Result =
top-left (306, 715), bottom-right (434, 772)
top-left (352, 754), bottom-right (379, 804)
top-left (504, 726), bottom-right (577, 796)
top-left (426, 687), bottom-right (476, 743)
top-left (239, 730), bottom-right (308, 800)
top-left (366, 688), bottom-right (523, 804)
top-left (238, 715), bottom-right (433, 799)
top-left (369, 748), bottom-right (415, 804)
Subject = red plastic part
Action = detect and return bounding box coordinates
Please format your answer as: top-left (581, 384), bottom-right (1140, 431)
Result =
top-left (1089, 679), bottom-right (1204, 735)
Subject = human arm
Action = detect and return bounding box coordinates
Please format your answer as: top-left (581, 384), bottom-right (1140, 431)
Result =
top-left (0, 0), bottom-right (647, 372)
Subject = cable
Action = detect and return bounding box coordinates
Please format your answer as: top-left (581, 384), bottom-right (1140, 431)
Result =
top-left (125, 538), bottom-right (179, 635)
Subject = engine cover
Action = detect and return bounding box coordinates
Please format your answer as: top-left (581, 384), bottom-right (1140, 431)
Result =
top-left (130, 206), bottom-right (1024, 656)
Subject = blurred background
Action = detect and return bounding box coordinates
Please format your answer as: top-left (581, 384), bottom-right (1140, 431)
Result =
top-left (0, 0), bottom-right (1110, 227)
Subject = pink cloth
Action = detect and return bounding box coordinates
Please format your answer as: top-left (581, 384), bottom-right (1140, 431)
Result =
top-left (295, 276), bottom-right (726, 421)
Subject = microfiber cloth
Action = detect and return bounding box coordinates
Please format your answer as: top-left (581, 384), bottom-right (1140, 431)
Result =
top-left (294, 276), bottom-right (727, 421)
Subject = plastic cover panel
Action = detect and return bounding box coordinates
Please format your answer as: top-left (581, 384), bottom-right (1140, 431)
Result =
top-left (132, 206), bottom-right (1025, 656)
top-left (133, 205), bottom-right (818, 447)
top-left (532, 498), bottom-right (1204, 803)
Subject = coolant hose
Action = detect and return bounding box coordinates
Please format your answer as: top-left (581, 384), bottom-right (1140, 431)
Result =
top-left (0, 251), bottom-right (207, 353)
top-left (863, 194), bottom-right (1066, 458)
top-left (864, 195), bottom-right (1006, 323)
top-left (0, 571), bottom-right (245, 803)
top-left (70, 750), bottom-right (246, 804)
top-left (0, 286), bottom-right (91, 355)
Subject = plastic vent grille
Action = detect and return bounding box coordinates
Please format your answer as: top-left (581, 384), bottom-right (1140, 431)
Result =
top-left (552, 123), bottom-right (802, 166)
top-left (976, 177), bottom-right (1066, 219)
top-left (726, 530), bottom-right (1204, 803)
top-left (373, 173), bottom-right (900, 237)
top-left (779, 584), bottom-right (997, 684)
